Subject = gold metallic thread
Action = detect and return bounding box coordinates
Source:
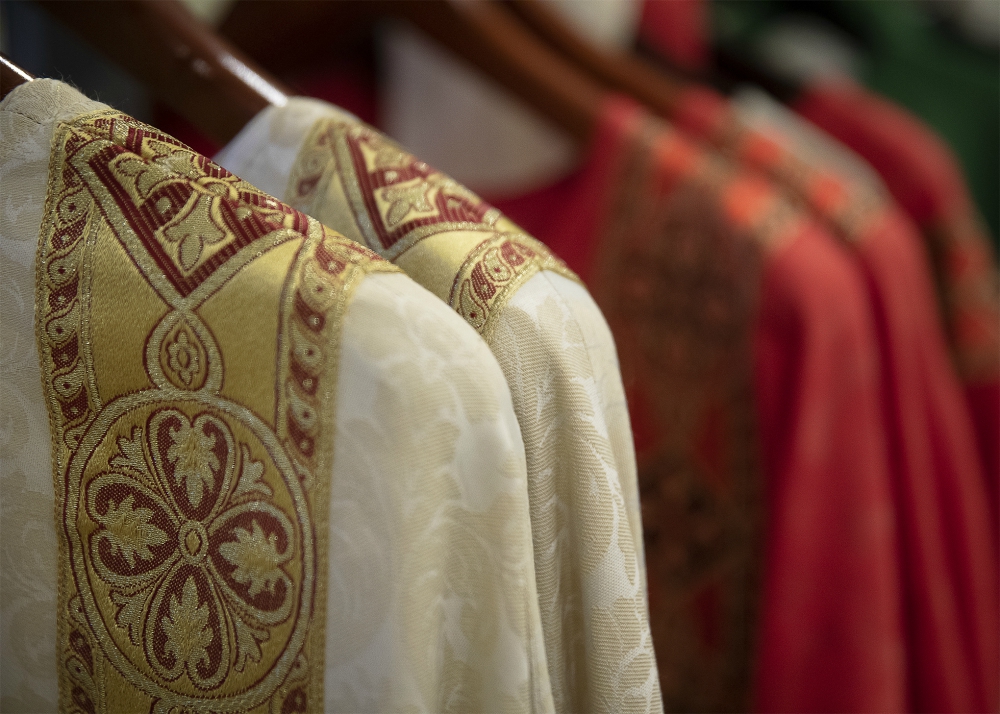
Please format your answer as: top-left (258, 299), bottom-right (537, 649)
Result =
top-left (285, 116), bottom-right (580, 339)
top-left (36, 110), bottom-right (397, 713)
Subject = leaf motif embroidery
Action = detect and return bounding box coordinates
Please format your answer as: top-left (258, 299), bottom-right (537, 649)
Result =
top-left (166, 420), bottom-right (219, 509)
top-left (161, 193), bottom-right (228, 273)
top-left (109, 428), bottom-right (150, 479)
top-left (381, 181), bottom-right (434, 228)
top-left (112, 590), bottom-right (147, 646)
top-left (161, 576), bottom-right (213, 673)
top-left (233, 616), bottom-right (269, 673)
top-left (101, 494), bottom-right (168, 569)
top-left (233, 444), bottom-right (272, 499)
top-left (110, 154), bottom-right (175, 200)
top-left (218, 520), bottom-right (287, 597)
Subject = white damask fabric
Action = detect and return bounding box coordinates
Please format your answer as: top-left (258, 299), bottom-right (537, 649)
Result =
top-left (0, 79), bottom-right (552, 713)
top-left (217, 98), bottom-right (661, 713)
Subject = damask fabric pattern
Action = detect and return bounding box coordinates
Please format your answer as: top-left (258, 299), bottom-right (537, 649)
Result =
top-left (216, 97), bottom-right (662, 713)
top-left (674, 85), bottom-right (1000, 713)
top-left (0, 79), bottom-right (553, 713)
top-left (492, 96), bottom-right (905, 714)
top-left (0, 79), bottom-right (104, 714)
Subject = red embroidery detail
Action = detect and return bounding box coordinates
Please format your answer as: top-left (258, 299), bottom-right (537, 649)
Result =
top-left (69, 117), bottom-right (312, 297)
top-left (343, 127), bottom-right (493, 250)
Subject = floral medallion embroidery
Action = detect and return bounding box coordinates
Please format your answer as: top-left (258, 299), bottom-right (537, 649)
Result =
top-left (71, 402), bottom-right (306, 704)
top-left (37, 110), bottom-right (398, 713)
top-left (161, 321), bottom-right (207, 390)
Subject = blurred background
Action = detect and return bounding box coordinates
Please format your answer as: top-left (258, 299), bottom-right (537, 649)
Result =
top-left (3, 0), bottom-right (997, 249)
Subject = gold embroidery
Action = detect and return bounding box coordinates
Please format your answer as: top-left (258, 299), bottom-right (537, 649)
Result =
top-left (36, 110), bottom-right (397, 713)
top-left (286, 117), bottom-right (579, 336)
top-left (159, 319), bottom-right (209, 391)
top-left (450, 232), bottom-right (572, 340)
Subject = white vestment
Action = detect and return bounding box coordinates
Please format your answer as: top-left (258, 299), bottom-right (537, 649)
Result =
top-left (0, 79), bottom-right (552, 713)
top-left (217, 97), bottom-right (661, 713)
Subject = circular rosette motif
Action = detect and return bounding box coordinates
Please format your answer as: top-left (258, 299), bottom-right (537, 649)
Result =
top-left (76, 402), bottom-right (306, 702)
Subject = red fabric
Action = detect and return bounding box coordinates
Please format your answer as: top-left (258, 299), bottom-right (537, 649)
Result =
top-left (493, 96), bottom-right (905, 713)
top-left (793, 81), bottom-right (964, 225)
top-left (794, 80), bottom-right (1000, 523)
top-left (674, 84), bottom-right (1000, 713)
top-left (968, 383), bottom-right (1000, 518)
top-left (151, 104), bottom-right (222, 158)
top-left (293, 64), bottom-right (380, 127)
top-left (638, 0), bottom-right (710, 72)
top-left (752, 221), bottom-right (904, 714)
top-left (858, 214), bottom-right (1000, 714)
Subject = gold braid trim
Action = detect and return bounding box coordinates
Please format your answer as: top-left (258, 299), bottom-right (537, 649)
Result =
top-left (286, 115), bottom-right (581, 337)
top-left (448, 232), bottom-right (577, 341)
top-left (36, 109), bottom-right (396, 714)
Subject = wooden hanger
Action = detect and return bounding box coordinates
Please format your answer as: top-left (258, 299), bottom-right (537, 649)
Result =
top-left (35, 0), bottom-right (293, 144)
top-left (0, 54), bottom-right (34, 100)
top-left (218, 0), bottom-right (606, 145)
top-left (504, 0), bottom-right (689, 117)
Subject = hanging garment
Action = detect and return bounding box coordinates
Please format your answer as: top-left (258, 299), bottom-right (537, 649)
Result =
top-left (493, 95), bottom-right (905, 713)
top-left (214, 97), bottom-right (662, 714)
top-left (679, 0), bottom-right (1000, 244)
top-left (0, 78), bottom-right (555, 713)
top-left (671, 84), bottom-right (1000, 714)
top-left (793, 79), bottom-right (1000, 534)
top-left (809, 0), bottom-right (1000, 245)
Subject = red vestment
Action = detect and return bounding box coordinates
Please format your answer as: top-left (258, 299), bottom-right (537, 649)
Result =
top-left (494, 97), bottom-right (905, 713)
top-left (671, 84), bottom-right (1000, 714)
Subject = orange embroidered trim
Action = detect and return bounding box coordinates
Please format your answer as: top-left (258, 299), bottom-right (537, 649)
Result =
top-left (709, 111), bottom-right (888, 245)
top-left (36, 109), bottom-right (395, 713)
top-left (927, 210), bottom-right (1000, 382)
top-left (708, 105), bottom-right (1000, 383)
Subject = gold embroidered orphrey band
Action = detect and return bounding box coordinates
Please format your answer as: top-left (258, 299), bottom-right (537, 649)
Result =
top-left (285, 116), bottom-right (580, 340)
top-left (35, 109), bottom-right (397, 713)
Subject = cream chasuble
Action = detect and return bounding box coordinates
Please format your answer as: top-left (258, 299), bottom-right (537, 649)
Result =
top-left (215, 98), bottom-right (661, 713)
top-left (0, 79), bottom-right (554, 713)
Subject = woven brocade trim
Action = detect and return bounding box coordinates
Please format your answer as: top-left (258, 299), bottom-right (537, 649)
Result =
top-left (927, 211), bottom-right (1000, 384)
top-left (450, 233), bottom-right (572, 341)
top-left (35, 109), bottom-right (396, 714)
top-left (285, 117), bottom-right (580, 339)
top-left (704, 109), bottom-right (889, 246)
